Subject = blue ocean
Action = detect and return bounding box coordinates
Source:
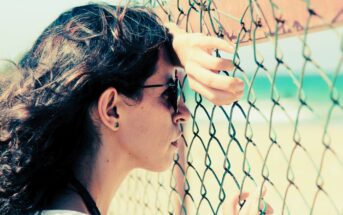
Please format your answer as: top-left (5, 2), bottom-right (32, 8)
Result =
top-left (183, 73), bottom-right (343, 123)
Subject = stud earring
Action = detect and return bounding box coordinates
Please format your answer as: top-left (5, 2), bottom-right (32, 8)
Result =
top-left (114, 122), bottom-right (119, 128)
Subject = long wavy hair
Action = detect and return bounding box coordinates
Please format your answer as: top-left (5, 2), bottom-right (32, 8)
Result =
top-left (0, 3), bottom-right (174, 214)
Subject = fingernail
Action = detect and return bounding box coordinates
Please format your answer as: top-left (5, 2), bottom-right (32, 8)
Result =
top-left (239, 81), bottom-right (244, 88)
top-left (237, 80), bottom-right (244, 90)
top-left (235, 78), bottom-right (244, 84)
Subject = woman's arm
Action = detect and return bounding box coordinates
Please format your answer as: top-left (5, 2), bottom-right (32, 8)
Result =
top-left (165, 22), bottom-right (244, 106)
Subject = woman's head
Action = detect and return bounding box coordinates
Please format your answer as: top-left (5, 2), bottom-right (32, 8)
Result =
top-left (0, 3), bottom-right (189, 214)
top-left (98, 46), bottom-right (190, 173)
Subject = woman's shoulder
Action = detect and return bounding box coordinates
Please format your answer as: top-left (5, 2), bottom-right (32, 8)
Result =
top-left (34, 210), bottom-right (88, 215)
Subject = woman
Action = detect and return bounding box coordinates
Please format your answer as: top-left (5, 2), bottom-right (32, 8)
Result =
top-left (0, 2), bottom-right (271, 215)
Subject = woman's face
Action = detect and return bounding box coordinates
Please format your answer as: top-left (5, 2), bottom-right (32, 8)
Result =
top-left (115, 47), bottom-right (191, 171)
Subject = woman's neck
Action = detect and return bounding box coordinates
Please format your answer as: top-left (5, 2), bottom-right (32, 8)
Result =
top-left (47, 126), bottom-right (139, 214)
top-left (46, 165), bottom-right (131, 214)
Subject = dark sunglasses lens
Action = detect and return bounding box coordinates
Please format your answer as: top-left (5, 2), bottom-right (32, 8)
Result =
top-left (172, 80), bottom-right (181, 113)
top-left (168, 85), bottom-right (177, 112)
top-left (164, 85), bottom-right (177, 113)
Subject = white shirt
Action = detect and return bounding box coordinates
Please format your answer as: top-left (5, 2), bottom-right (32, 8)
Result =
top-left (35, 210), bottom-right (88, 215)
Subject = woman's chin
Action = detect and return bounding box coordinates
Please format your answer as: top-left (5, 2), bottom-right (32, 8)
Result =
top-left (144, 156), bottom-right (176, 172)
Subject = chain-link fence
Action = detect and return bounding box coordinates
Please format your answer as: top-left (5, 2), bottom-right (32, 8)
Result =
top-left (111, 0), bottom-right (343, 214)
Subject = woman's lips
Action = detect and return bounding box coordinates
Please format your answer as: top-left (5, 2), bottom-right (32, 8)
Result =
top-left (171, 132), bottom-right (182, 148)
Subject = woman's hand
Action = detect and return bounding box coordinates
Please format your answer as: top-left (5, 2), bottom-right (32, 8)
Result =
top-left (231, 187), bottom-right (273, 215)
top-left (165, 22), bottom-right (244, 106)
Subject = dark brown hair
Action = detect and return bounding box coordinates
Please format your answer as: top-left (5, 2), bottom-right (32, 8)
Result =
top-left (0, 3), bottom-right (172, 214)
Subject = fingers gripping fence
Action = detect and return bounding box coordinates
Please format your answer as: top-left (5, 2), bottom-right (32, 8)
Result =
top-left (111, 0), bottom-right (343, 214)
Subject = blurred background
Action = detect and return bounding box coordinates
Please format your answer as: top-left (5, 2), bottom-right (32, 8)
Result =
top-left (1, 0), bottom-right (342, 214)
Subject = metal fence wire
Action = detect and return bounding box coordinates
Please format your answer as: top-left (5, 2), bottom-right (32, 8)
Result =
top-left (111, 0), bottom-right (343, 214)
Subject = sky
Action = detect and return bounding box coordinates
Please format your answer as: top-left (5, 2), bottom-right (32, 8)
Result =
top-left (0, 0), bottom-right (119, 60)
top-left (0, 0), bottom-right (342, 74)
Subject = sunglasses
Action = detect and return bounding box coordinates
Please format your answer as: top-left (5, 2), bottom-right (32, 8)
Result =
top-left (142, 70), bottom-right (181, 113)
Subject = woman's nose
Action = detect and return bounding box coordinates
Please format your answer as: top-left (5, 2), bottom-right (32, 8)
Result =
top-left (173, 100), bottom-right (191, 124)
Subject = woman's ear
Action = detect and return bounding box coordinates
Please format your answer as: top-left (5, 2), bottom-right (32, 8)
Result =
top-left (97, 87), bottom-right (120, 131)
